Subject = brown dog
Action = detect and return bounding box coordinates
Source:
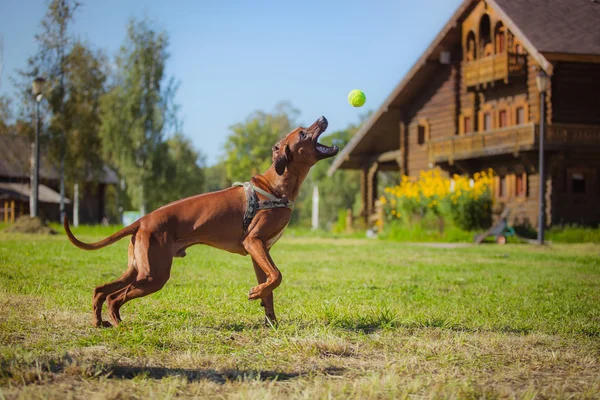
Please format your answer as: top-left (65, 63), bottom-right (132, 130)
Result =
top-left (64, 116), bottom-right (338, 327)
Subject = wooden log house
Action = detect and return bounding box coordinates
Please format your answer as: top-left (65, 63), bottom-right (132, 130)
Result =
top-left (0, 134), bottom-right (119, 224)
top-left (328, 0), bottom-right (600, 228)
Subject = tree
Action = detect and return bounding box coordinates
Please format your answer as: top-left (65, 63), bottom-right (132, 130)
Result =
top-left (223, 102), bottom-right (299, 182)
top-left (99, 18), bottom-right (179, 214)
top-left (59, 41), bottom-right (107, 188)
top-left (294, 128), bottom-right (360, 228)
top-left (204, 161), bottom-right (229, 193)
top-left (153, 133), bottom-right (206, 206)
top-left (294, 113), bottom-right (373, 229)
top-left (14, 0), bottom-right (81, 216)
top-left (0, 95), bottom-right (12, 132)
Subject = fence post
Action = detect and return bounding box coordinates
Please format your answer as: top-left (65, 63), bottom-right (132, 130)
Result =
top-left (74, 183), bottom-right (80, 228)
top-left (311, 186), bottom-right (319, 230)
top-left (346, 209), bottom-right (353, 233)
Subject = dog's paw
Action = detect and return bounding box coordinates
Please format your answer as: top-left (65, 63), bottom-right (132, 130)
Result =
top-left (92, 320), bottom-right (113, 328)
top-left (174, 249), bottom-right (187, 258)
top-left (248, 286), bottom-right (263, 300)
top-left (264, 315), bottom-right (278, 328)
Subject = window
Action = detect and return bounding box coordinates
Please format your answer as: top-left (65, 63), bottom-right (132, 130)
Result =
top-left (498, 175), bottom-right (507, 198)
top-left (479, 14), bottom-right (492, 57)
top-left (515, 173), bottom-right (527, 197)
top-left (483, 113), bottom-right (492, 131)
top-left (417, 119), bottom-right (429, 146)
top-left (516, 107), bottom-right (525, 125)
top-left (572, 173), bottom-right (586, 194)
top-left (460, 110), bottom-right (474, 135)
top-left (466, 31), bottom-right (476, 61)
top-left (498, 110), bottom-right (507, 128)
top-left (495, 23), bottom-right (505, 54)
top-left (496, 32), bottom-right (505, 53)
top-left (418, 125), bottom-right (426, 145)
top-left (515, 43), bottom-right (523, 54)
top-left (464, 117), bottom-right (472, 134)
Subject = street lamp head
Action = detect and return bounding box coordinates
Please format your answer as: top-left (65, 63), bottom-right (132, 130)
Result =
top-left (32, 77), bottom-right (46, 101)
top-left (536, 70), bottom-right (549, 93)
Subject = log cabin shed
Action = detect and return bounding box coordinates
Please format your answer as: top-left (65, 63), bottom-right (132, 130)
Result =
top-left (0, 134), bottom-right (118, 223)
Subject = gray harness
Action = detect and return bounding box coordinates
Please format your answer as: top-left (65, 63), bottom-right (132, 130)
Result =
top-left (232, 182), bottom-right (295, 232)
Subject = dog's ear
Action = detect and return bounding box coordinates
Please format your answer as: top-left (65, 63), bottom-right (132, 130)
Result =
top-left (273, 144), bottom-right (291, 176)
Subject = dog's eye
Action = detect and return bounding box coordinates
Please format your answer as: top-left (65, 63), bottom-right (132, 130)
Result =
top-left (299, 131), bottom-right (306, 139)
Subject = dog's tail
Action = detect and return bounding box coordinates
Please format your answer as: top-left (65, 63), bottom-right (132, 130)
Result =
top-left (63, 214), bottom-right (140, 251)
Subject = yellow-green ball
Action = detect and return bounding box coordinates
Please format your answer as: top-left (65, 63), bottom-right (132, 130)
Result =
top-left (348, 89), bottom-right (366, 107)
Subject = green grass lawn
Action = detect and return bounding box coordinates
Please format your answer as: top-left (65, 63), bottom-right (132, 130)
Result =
top-left (1, 228), bottom-right (599, 399)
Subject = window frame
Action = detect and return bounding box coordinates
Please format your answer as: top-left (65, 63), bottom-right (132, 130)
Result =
top-left (495, 174), bottom-right (511, 201)
top-left (498, 108), bottom-right (508, 128)
top-left (416, 118), bottom-right (430, 147)
top-left (515, 172), bottom-right (528, 198)
top-left (478, 103), bottom-right (495, 132)
top-left (512, 97), bottom-right (529, 126)
top-left (459, 109), bottom-right (474, 136)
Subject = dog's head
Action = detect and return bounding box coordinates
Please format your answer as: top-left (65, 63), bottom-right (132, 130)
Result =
top-left (271, 116), bottom-right (339, 175)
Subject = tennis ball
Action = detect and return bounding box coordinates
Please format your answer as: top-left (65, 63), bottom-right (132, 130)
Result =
top-left (348, 89), bottom-right (366, 107)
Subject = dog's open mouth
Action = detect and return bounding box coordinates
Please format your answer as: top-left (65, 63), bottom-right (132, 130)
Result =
top-left (315, 141), bottom-right (339, 158)
top-left (312, 116), bottom-right (339, 159)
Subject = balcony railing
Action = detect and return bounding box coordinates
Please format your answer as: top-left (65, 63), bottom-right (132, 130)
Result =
top-left (428, 123), bottom-right (536, 164)
top-left (547, 124), bottom-right (600, 146)
top-left (463, 52), bottom-right (527, 87)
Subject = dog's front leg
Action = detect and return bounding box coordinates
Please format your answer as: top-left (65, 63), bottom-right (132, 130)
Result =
top-left (252, 258), bottom-right (277, 325)
top-left (243, 235), bottom-right (282, 301)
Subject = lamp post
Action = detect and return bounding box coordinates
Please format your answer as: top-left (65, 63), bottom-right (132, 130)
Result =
top-left (31, 77), bottom-right (45, 218)
top-left (536, 70), bottom-right (549, 245)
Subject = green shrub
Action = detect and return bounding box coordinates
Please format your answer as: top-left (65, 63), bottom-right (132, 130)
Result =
top-left (547, 225), bottom-right (600, 243)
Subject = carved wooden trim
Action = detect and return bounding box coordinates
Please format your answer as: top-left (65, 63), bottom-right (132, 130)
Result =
top-left (399, 120), bottom-right (407, 175)
top-left (547, 124), bottom-right (600, 146)
top-left (429, 123), bottom-right (536, 164)
top-left (360, 166), bottom-right (368, 218)
top-left (367, 161), bottom-right (379, 217)
top-left (377, 150), bottom-right (402, 163)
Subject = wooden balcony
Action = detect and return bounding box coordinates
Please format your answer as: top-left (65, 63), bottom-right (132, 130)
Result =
top-left (546, 124), bottom-right (600, 147)
top-left (428, 123), bottom-right (600, 164)
top-left (463, 52), bottom-right (527, 87)
top-left (428, 123), bottom-right (536, 164)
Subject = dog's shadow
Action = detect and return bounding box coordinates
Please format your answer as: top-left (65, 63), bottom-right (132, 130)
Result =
top-left (106, 365), bottom-right (344, 384)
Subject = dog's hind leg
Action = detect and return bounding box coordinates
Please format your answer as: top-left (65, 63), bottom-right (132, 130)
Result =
top-left (106, 231), bottom-right (173, 326)
top-left (91, 241), bottom-right (137, 327)
top-left (252, 258), bottom-right (277, 326)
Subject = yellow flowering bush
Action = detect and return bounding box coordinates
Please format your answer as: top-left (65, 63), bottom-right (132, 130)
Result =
top-left (447, 170), bottom-right (494, 230)
top-left (381, 168), bottom-right (494, 231)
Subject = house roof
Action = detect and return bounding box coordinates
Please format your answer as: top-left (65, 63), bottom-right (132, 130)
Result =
top-left (0, 134), bottom-right (61, 181)
top-left (0, 134), bottom-right (119, 184)
top-left (328, 0), bottom-right (600, 175)
top-left (493, 0), bottom-right (600, 56)
top-left (0, 182), bottom-right (71, 204)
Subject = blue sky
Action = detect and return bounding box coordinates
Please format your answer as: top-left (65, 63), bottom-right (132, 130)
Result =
top-left (1, 0), bottom-right (462, 165)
